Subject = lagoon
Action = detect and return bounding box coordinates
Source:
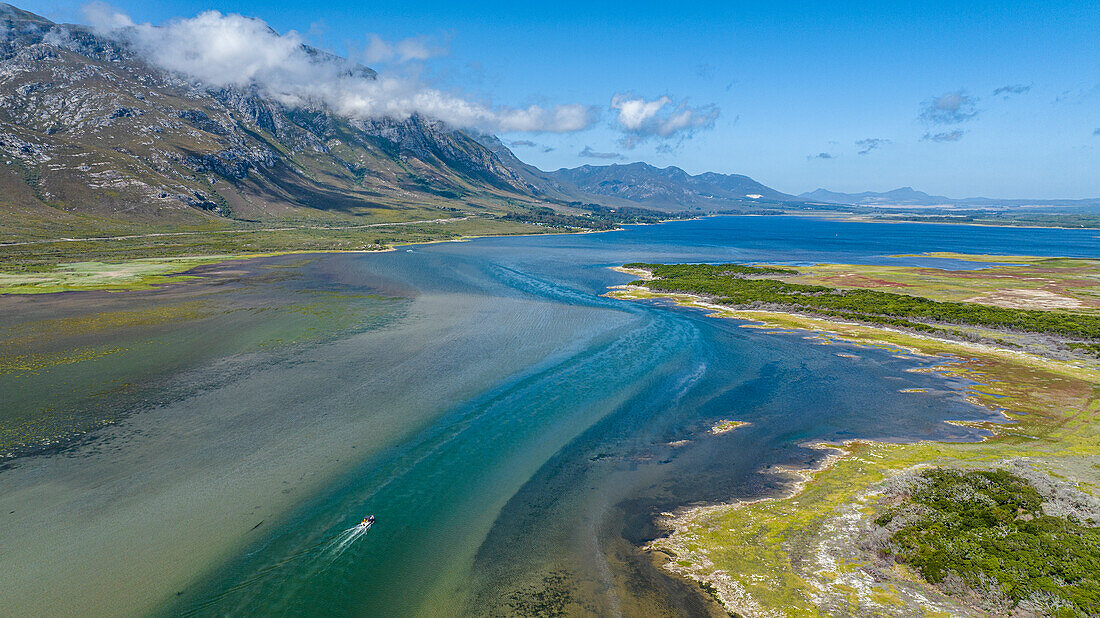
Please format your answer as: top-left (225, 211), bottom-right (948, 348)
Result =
top-left (2, 216), bottom-right (1097, 615)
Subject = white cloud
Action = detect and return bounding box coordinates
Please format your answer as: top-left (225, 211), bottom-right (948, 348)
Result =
top-left (613, 95), bottom-right (672, 130)
top-left (361, 33), bottom-right (446, 64)
top-left (610, 94), bottom-right (718, 147)
top-left (83, 6), bottom-right (595, 134)
top-left (82, 2), bottom-right (134, 29)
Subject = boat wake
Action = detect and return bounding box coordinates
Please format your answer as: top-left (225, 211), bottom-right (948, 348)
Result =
top-left (320, 522), bottom-right (372, 561)
top-left (179, 519), bottom-right (374, 614)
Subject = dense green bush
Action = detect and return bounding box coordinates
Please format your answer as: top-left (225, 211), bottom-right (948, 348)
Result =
top-left (627, 262), bottom-right (1100, 340)
top-left (1068, 342), bottom-right (1100, 357)
top-left (502, 205), bottom-right (689, 231)
top-left (874, 468), bottom-right (1100, 615)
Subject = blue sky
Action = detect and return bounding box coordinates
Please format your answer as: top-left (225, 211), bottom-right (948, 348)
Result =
top-left (19, 0), bottom-right (1100, 198)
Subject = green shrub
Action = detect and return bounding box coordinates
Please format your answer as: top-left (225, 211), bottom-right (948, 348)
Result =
top-left (628, 262), bottom-right (1100, 340)
top-left (876, 468), bottom-right (1100, 615)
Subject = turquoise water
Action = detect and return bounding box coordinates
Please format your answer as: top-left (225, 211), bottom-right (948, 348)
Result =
top-left (3, 217), bottom-right (1098, 616)
top-left (172, 217), bottom-right (1099, 615)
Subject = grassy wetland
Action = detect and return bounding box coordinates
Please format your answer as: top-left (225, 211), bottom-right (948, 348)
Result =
top-left (609, 256), bottom-right (1100, 616)
top-left (0, 216), bottom-right (558, 294)
top-left (0, 201), bottom-right (693, 294)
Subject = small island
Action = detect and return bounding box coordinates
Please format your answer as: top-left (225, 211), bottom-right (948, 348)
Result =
top-left (709, 419), bottom-right (748, 435)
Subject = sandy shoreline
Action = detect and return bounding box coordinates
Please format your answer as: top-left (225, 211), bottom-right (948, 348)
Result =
top-left (605, 282), bottom-right (1093, 376)
top-left (648, 442), bottom-right (850, 616)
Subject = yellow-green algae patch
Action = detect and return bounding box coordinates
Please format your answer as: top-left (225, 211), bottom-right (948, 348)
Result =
top-left (0, 276), bottom-right (409, 459)
top-left (607, 276), bottom-right (1100, 615)
top-left (1, 300), bottom-right (211, 350)
top-left (0, 250), bottom-right (402, 294)
top-left (0, 344), bottom-right (130, 376)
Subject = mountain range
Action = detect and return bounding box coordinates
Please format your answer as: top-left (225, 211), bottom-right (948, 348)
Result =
top-left (547, 163), bottom-right (794, 210)
top-left (3, 2), bottom-right (1096, 250)
top-left (0, 3), bottom-right (555, 241)
top-left (800, 187), bottom-right (1100, 208)
top-left (0, 3), bottom-right (808, 245)
top-left (475, 135), bottom-right (796, 210)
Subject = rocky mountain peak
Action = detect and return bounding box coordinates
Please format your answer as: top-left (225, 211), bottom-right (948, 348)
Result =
top-left (0, 4), bottom-right (537, 229)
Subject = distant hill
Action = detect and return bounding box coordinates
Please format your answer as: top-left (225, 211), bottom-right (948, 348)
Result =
top-left (473, 134), bottom-right (636, 206)
top-left (800, 187), bottom-right (950, 206)
top-left (800, 187), bottom-right (1100, 208)
top-left (547, 163), bottom-right (795, 210)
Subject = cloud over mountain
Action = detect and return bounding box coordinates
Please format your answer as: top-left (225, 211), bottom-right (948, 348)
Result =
top-left (82, 4), bottom-right (596, 134)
